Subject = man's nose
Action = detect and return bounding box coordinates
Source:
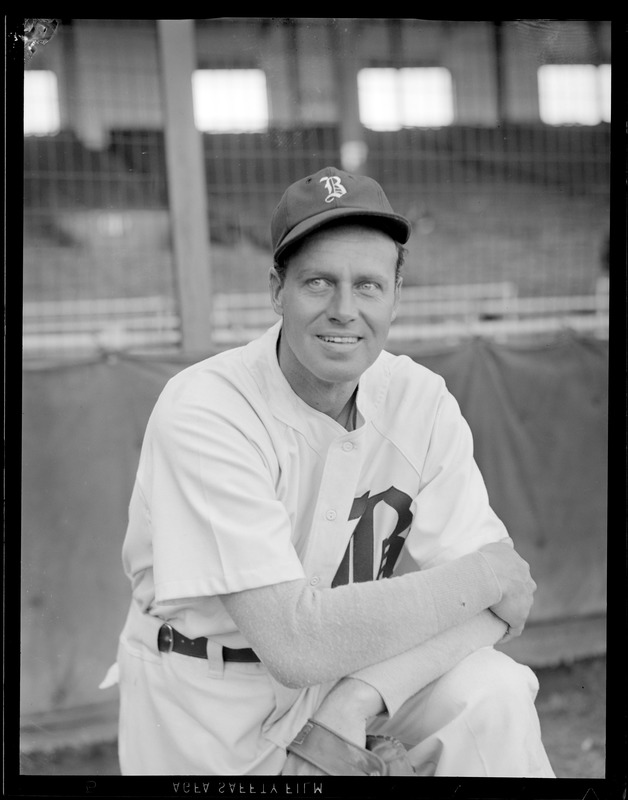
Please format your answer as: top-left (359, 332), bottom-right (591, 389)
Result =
top-left (327, 284), bottom-right (358, 323)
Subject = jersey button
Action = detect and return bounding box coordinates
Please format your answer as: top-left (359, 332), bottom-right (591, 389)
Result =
top-left (325, 509), bottom-right (337, 521)
top-left (341, 441), bottom-right (354, 452)
top-left (309, 576), bottom-right (320, 586)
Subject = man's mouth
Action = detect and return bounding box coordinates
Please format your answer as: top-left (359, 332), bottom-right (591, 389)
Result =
top-left (316, 335), bottom-right (360, 344)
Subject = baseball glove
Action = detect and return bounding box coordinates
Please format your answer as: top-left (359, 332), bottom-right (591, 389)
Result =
top-left (281, 719), bottom-right (416, 776)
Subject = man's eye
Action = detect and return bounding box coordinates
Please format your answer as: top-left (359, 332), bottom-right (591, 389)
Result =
top-left (307, 278), bottom-right (329, 288)
top-left (359, 282), bottom-right (379, 291)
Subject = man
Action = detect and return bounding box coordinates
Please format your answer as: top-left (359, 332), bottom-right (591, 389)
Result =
top-left (116, 166), bottom-right (555, 777)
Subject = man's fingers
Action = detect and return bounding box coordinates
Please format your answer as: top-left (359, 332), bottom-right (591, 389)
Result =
top-left (499, 623), bottom-right (524, 644)
top-left (489, 596), bottom-right (532, 635)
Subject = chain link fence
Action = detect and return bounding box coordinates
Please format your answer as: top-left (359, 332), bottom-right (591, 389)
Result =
top-left (22, 18), bottom-right (611, 357)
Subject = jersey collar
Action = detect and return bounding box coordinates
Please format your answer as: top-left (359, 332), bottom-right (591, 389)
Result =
top-left (243, 321), bottom-right (392, 434)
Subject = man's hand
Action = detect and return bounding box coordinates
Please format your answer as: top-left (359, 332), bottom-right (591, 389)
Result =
top-left (478, 541), bottom-right (536, 641)
top-left (312, 677), bottom-right (386, 746)
top-left (282, 678), bottom-right (385, 775)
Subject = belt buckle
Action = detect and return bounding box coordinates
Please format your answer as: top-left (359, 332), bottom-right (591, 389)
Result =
top-left (158, 622), bottom-right (174, 653)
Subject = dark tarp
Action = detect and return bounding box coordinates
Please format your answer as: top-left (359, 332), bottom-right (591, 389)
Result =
top-left (20, 333), bottom-right (608, 716)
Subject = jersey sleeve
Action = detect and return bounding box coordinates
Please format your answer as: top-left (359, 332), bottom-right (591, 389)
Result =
top-left (141, 373), bottom-right (306, 604)
top-left (405, 389), bottom-right (509, 569)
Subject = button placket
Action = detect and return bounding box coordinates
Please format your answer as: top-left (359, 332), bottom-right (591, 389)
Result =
top-left (304, 432), bottom-right (364, 582)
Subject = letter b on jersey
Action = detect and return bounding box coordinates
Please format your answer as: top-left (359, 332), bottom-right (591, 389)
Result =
top-left (332, 487), bottom-right (413, 587)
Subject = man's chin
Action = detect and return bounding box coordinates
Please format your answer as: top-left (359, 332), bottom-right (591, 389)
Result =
top-left (310, 357), bottom-right (370, 387)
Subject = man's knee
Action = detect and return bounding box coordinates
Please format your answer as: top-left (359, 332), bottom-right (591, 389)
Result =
top-left (431, 647), bottom-right (539, 721)
top-left (368, 647), bottom-right (543, 757)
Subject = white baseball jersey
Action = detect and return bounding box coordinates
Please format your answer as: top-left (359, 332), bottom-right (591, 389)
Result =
top-left (117, 320), bottom-right (509, 774)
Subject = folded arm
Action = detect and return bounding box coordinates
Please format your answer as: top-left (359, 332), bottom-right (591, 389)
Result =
top-left (219, 550), bottom-right (502, 688)
top-left (351, 608), bottom-right (507, 716)
top-left (305, 542), bottom-right (533, 746)
top-left (306, 609), bottom-right (507, 747)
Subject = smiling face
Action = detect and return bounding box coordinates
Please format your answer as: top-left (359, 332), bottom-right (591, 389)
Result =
top-left (270, 223), bottom-right (401, 413)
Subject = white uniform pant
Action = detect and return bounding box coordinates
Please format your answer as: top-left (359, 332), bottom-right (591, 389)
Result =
top-left (118, 637), bottom-right (554, 777)
top-left (366, 646), bottom-right (555, 777)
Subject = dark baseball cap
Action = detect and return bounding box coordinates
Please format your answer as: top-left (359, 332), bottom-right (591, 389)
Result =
top-left (271, 166), bottom-right (411, 261)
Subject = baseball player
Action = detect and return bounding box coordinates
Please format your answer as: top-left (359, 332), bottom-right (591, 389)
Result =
top-left (115, 166), bottom-right (555, 777)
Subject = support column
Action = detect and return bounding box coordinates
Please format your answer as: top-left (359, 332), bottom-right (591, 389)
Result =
top-left (157, 19), bottom-right (213, 353)
top-left (493, 21), bottom-right (506, 125)
top-left (329, 19), bottom-right (368, 174)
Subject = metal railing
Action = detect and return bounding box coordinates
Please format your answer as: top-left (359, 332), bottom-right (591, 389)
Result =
top-left (22, 277), bottom-right (609, 356)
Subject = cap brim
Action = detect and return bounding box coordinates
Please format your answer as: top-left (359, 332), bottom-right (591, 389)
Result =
top-left (273, 207), bottom-right (411, 260)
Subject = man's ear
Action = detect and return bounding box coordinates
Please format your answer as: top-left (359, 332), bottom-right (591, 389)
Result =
top-left (269, 267), bottom-right (284, 316)
top-left (391, 276), bottom-right (403, 322)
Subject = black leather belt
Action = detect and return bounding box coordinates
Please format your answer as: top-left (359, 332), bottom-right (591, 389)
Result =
top-left (157, 623), bottom-right (260, 663)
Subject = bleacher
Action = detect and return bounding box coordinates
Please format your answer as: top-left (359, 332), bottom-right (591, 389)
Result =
top-left (22, 278), bottom-right (609, 356)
